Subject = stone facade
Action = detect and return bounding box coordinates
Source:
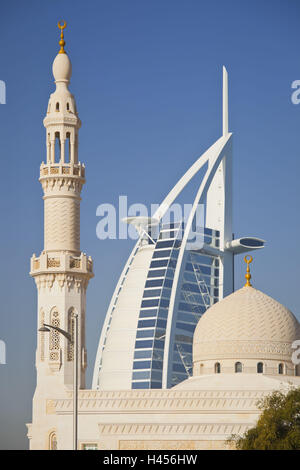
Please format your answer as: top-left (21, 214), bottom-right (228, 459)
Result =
top-left (27, 375), bottom-right (300, 450)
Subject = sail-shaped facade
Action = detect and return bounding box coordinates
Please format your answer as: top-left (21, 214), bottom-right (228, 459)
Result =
top-left (92, 67), bottom-right (265, 390)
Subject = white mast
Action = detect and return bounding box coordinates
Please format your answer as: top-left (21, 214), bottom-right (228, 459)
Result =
top-left (223, 66), bottom-right (228, 136)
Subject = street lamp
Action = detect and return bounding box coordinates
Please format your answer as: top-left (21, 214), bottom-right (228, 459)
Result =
top-left (39, 312), bottom-right (79, 450)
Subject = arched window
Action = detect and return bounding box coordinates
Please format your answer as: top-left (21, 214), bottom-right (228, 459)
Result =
top-left (65, 132), bottom-right (71, 163)
top-left (49, 308), bottom-right (60, 361)
top-left (257, 362), bottom-right (263, 373)
top-left (56, 102), bottom-right (60, 111)
top-left (67, 102), bottom-right (70, 111)
top-left (54, 132), bottom-right (61, 162)
top-left (214, 362), bottom-right (221, 374)
top-left (278, 363), bottom-right (284, 375)
top-left (49, 431), bottom-right (57, 450)
top-left (67, 308), bottom-right (75, 361)
top-left (235, 362), bottom-right (243, 373)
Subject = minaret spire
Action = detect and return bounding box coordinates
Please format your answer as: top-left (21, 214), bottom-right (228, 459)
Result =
top-left (58, 21), bottom-right (66, 54)
top-left (222, 66), bottom-right (228, 136)
top-left (244, 255), bottom-right (253, 287)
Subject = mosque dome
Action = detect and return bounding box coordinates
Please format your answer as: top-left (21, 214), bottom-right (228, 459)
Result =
top-left (192, 257), bottom-right (300, 377)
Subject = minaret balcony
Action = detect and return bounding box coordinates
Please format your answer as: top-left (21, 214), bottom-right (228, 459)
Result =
top-left (30, 252), bottom-right (93, 277)
top-left (39, 162), bottom-right (85, 180)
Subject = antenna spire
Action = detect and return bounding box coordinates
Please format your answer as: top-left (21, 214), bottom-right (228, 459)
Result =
top-left (222, 66), bottom-right (228, 136)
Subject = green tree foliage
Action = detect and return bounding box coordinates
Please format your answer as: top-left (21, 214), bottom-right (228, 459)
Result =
top-left (229, 388), bottom-right (300, 450)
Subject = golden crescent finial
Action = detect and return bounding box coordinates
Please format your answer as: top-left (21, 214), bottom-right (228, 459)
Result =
top-left (57, 21), bottom-right (67, 54)
top-left (244, 255), bottom-right (253, 287)
top-left (58, 21), bottom-right (66, 30)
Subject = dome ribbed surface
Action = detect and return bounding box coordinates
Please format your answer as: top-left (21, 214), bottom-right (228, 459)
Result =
top-left (193, 286), bottom-right (300, 362)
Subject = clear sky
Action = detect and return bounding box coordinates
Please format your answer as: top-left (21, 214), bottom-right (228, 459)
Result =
top-left (0, 0), bottom-right (299, 449)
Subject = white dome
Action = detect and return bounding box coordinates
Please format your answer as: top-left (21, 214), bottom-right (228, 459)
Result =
top-left (52, 53), bottom-right (72, 82)
top-left (193, 286), bottom-right (300, 364)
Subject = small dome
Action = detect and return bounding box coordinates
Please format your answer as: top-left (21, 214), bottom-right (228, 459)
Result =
top-left (193, 286), bottom-right (300, 365)
top-left (52, 53), bottom-right (72, 82)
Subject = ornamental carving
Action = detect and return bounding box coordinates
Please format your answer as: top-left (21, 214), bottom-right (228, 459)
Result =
top-left (41, 177), bottom-right (83, 194)
top-left (47, 274), bottom-right (55, 289)
top-left (33, 273), bottom-right (91, 292)
top-left (194, 340), bottom-right (294, 361)
top-left (51, 388), bottom-right (268, 415)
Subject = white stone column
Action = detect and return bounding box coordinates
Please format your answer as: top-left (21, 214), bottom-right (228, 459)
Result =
top-left (61, 138), bottom-right (65, 163)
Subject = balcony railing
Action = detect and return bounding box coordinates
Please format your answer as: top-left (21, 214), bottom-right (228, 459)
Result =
top-left (31, 254), bottom-right (93, 275)
top-left (40, 163), bottom-right (85, 178)
top-left (47, 258), bottom-right (61, 268)
top-left (70, 258), bottom-right (81, 269)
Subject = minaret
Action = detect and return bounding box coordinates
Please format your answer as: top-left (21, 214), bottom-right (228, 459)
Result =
top-left (30, 23), bottom-right (93, 396)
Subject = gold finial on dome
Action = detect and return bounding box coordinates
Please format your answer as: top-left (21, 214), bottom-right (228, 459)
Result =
top-left (244, 255), bottom-right (253, 287)
top-left (58, 21), bottom-right (66, 54)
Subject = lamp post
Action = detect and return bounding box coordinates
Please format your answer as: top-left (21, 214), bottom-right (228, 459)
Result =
top-left (39, 311), bottom-right (79, 450)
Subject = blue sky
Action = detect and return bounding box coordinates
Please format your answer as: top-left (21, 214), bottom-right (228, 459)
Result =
top-left (0, 0), bottom-right (299, 449)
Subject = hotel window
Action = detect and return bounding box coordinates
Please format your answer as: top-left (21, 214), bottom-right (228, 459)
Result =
top-left (150, 259), bottom-right (169, 268)
top-left (133, 360), bottom-right (151, 369)
top-left (235, 362), bottom-right (243, 373)
top-left (138, 319), bottom-right (156, 328)
top-left (156, 240), bottom-right (175, 249)
top-left (132, 382), bottom-right (150, 389)
top-left (147, 270), bottom-right (166, 279)
top-left (257, 362), bottom-right (263, 373)
top-left (135, 339), bottom-right (153, 349)
top-left (143, 289), bottom-right (162, 298)
top-left (134, 350), bottom-right (152, 359)
top-left (136, 329), bottom-right (155, 339)
top-left (214, 362), bottom-right (221, 374)
top-left (139, 310), bottom-right (157, 318)
top-left (153, 249), bottom-right (171, 258)
top-left (145, 279), bottom-right (164, 288)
